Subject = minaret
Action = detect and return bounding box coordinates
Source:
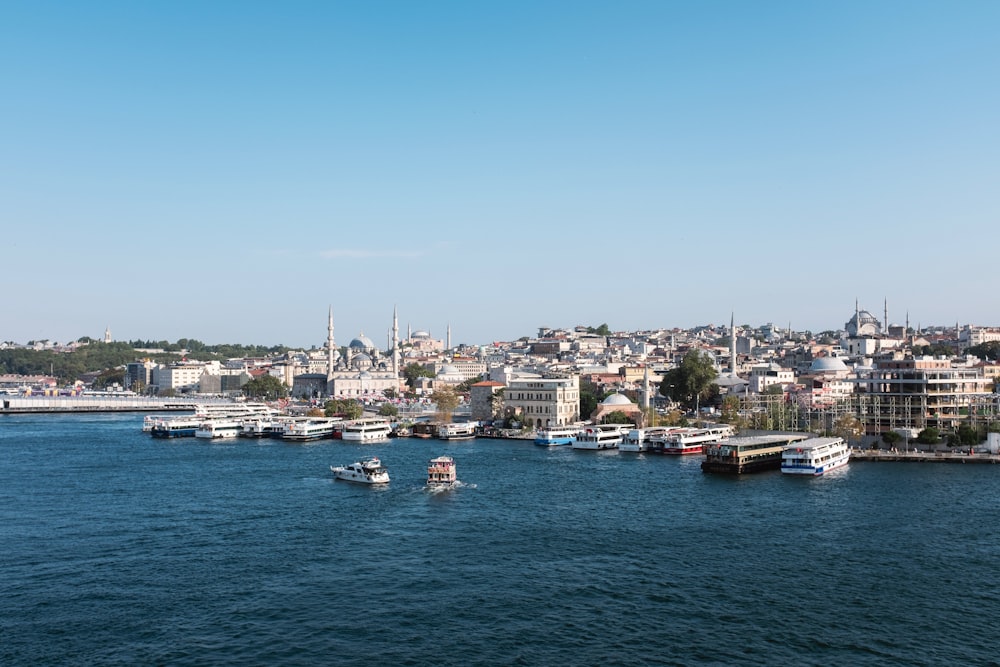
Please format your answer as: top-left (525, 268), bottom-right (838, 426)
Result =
top-left (104, 326), bottom-right (111, 344)
top-left (446, 323), bottom-right (451, 351)
top-left (730, 313), bottom-right (737, 377)
top-left (327, 306), bottom-right (336, 380)
top-left (642, 364), bottom-right (650, 410)
top-left (884, 298), bottom-right (889, 335)
top-left (392, 305), bottom-right (400, 376)
top-left (855, 298), bottom-right (860, 336)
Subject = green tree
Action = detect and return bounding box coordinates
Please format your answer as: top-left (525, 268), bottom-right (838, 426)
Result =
top-left (91, 367), bottom-right (126, 390)
top-left (881, 430), bottom-right (903, 446)
top-left (402, 363), bottom-right (435, 389)
top-left (241, 375), bottom-right (288, 400)
top-left (916, 427), bottom-right (941, 444)
top-left (587, 323), bottom-right (612, 336)
top-left (659, 350), bottom-right (719, 412)
top-left (579, 380), bottom-right (601, 419)
top-left (324, 399), bottom-right (363, 419)
top-left (832, 414), bottom-right (864, 441)
top-left (432, 386), bottom-right (460, 422)
top-left (602, 410), bottom-right (633, 425)
top-left (378, 403), bottom-right (399, 417)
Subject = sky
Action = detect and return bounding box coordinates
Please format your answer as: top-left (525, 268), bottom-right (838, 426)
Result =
top-left (3, 1), bottom-right (999, 348)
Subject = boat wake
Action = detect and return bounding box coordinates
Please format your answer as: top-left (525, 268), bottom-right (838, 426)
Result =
top-left (425, 480), bottom-right (475, 493)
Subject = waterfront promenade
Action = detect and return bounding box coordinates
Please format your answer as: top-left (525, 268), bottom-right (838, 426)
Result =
top-left (851, 448), bottom-right (1000, 464)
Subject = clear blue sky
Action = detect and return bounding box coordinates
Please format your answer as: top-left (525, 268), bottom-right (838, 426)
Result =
top-left (3, 1), bottom-right (998, 348)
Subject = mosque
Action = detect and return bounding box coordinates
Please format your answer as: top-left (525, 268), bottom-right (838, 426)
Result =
top-left (324, 306), bottom-right (403, 399)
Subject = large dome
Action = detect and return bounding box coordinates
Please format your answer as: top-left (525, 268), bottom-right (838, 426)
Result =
top-left (810, 357), bottom-right (849, 373)
top-left (602, 393), bottom-right (634, 406)
top-left (349, 333), bottom-right (376, 349)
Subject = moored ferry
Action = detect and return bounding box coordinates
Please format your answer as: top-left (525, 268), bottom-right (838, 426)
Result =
top-left (341, 418), bottom-right (393, 442)
top-left (781, 437), bottom-right (850, 475)
top-left (438, 423), bottom-right (476, 440)
top-left (702, 434), bottom-right (809, 474)
top-left (572, 425), bottom-right (625, 450)
top-left (146, 403), bottom-right (279, 438)
top-left (281, 417), bottom-right (341, 441)
top-left (150, 416), bottom-right (202, 438)
top-left (534, 425), bottom-right (580, 447)
top-left (657, 425), bottom-right (734, 455)
top-left (620, 427), bottom-right (671, 452)
top-left (194, 419), bottom-right (244, 439)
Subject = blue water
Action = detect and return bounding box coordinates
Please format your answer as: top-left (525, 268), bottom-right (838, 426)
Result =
top-left (2, 414), bottom-right (999, 666)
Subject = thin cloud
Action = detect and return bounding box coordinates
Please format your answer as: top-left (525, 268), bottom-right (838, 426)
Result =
top-left (319, 248), bottom-right (424, 259)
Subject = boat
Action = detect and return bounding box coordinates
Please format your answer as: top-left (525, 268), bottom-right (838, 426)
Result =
top-left (146, 403), bottom-right (279, 438)
top-left (781, 437), bottom-right (851, 475)
top-left (341, 418), bottom-right (393, 442)
top-left (656, 425), bottom-right (734, 455)
top-left (534, 425), bottom-right (580, 447)
top-left (438, 423), bottom-right (476, 440)
top-left (702, 434), bottom-right (809, 474)
top-left (411, 422), bottom-right (438, 439)
top-left (426, 455), bottom-right (457, 487)
top-left (572, 425), bottom-right (625, 450)
top-left (281, 418), bottom-right (341, 441)
top-left (619, 427), bottom-right (672, 452)
top-left (150, 416), bottom-right (202, 438)
top-left (331, 457), bottom-right (390, 484)
top-left (194, 419), bottom-right (244, 439)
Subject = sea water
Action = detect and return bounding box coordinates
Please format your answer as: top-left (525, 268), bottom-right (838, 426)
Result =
top-left (2, 413), bottom-right (998, 666)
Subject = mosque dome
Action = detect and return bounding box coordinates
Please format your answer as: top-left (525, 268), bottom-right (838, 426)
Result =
top-left (601, 393), bottom-right (634, 407)
top-left (412, 330), bottom-right (431, 338)
top-left (349, 333), bottom-right (376, 350)
top-left (351, 353), bottom-right (373, 370)
top-left (810, 357), bottom-right (849, 373)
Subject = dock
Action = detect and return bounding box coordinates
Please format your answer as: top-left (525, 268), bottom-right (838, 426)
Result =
top-left (851, 449), bottom-right (1000, 464)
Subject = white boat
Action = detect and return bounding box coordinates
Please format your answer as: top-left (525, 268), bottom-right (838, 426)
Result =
top-left (427, 455), bottom-right (457, 487)
top-left (781, 437), bottom-right (851, 476)
top-left (534, 425), bottom-right (580, 447)
top-left (572, 425), bottom-right (625, 450)
top-left (150, 416), bottom-right (203, 438)
top-left (438, 423), bottom-right (476, 440)
top-left (619, 427), bottom-right (671, 452)
top-left (194, 419), bottom-right (244, 439)
top-left (655, 425), bottom-right (734, 455)
top-left (341, 418), bottom-right (393, 442)
top-left (146, 403), bottom-right (279, 437)
top-left (331, 457), bottom-right (390, 484)
top-left (281, 418), bottom-right (340, 441)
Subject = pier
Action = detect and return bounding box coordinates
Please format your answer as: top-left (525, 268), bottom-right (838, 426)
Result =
top-left (1, 396), bottom-right (243, 414)
top-left (851, 449), bottom-right (1000, 464)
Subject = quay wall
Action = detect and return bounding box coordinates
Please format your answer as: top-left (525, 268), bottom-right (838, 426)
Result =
top-left (1, 396), bottom-right (231, 414)
top-left (851, 449), bottom-right (1000, 464)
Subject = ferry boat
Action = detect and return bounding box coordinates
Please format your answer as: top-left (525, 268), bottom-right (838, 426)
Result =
top-left (658, 425), bottom-right (734, 455)
top-left (342, 418), bottom-right (393, 442)
top-left (426, 455), bottom-right (457, 487)
top-left (150, 416), bottom-right (202, 438)
top-left (438, 423), bottom-right (476, 440)
top-left (534, 425), bottom-right (580, 447)
top-left (572, 425), bottom-right (625, 450)
top-left (330, 457), bottom-right (390, 485)
top-left (702, 434), bottom-right (809, 474)
top-left (281, 418), bottom-right (340, 441)
top-left (781, 437), bottom-right (851, 475)
top-left (620, 427), bottom-right (670, 452)
top-left (194, 419), bottom-right (244, 439)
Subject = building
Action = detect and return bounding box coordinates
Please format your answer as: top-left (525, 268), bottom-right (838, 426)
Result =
top-left (503, 376), bottom-right (580, 428)
top-left (469, 380), bottom-right (505, 421)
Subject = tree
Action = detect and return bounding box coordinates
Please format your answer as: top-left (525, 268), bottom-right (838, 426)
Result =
top-left (916, 427), bottom-right (941, 444)
top-left (832, 414), bottom-right (864, 441)
top-left (378, 403), bottom-right (398, 417)
top-left (587, 323), bottom-right (612, 336)
top-left (325, 399), bottom-right (363, 419)
top-left (432, 386), bottom-right (460, 422)
top-left (659, 350), bottom-right (719, 412)
top-left (881, 431), bottom-right (903, 447)
top-left (602, 410), bottom-right (633, 425)
top-left (91, 367), bottom-right (125, 390)
top-left (579, 380), bottom-right (602, 419)
top-left (241, 375), bottom-right (288, 400)
top-left (402, 363), bottom-right (435, 389)
top-left (490, 387), bottom-right (505, 420)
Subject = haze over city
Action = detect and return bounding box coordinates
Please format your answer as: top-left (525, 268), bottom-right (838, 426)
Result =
top-left (4, 2), bottom-right (999, 347)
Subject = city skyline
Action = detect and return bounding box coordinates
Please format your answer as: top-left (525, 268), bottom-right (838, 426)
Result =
top-left (4, 2), bottom-right (999, 347)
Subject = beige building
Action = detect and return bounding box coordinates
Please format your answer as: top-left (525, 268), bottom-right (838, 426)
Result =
top-left (503, 376), bottom-right (580, 429)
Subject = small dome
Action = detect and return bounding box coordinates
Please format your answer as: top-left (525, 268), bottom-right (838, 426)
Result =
top-left (602, 393), bottom-right (634, 406)
top-left (810, 357), bottom-right (849, 373)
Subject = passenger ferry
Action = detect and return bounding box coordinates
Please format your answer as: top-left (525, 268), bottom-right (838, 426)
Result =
top-left (620, 427), bottom-right (671, 452)
top-left (426, 456), bottom-right (457, 487)
top-left (145, 403), bottom-right (278, 437)
top-left (331, 457), bottom-right (390, 485)
top-left (194, 419), bottom-right (244, 439)
top-left (572, 425), bottom-right (625, 450)
top-left (281, 418), bottom-right (341, 441)
top-left (438, 423), bottom-right (476, 440)
top-left (341, 418), bottom-right (393, 442)
top-left (657, 425), bottom-right (734, 455)
top-left (702, 434), bottom-right (809, 474)
top-left (150, 416), bottom-right (202, 438)
top-left (534, 425), bottom-right (580, 447)
top-left (781, 437), bottom-right (850, 475)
